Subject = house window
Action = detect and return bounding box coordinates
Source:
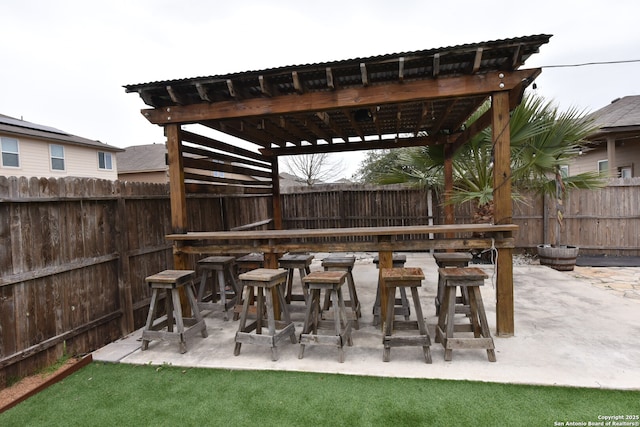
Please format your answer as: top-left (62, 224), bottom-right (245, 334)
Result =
top-left (597, 160), bottom-right (608, 175)
top-left (50, 144), bottom-right (65, 171)
top-left (619, 166), bottom-right (633, 178)
top-left (559, 165), bottom-right (569, 178)
top-left (98, 151), bottom-right (112, 170)
top-left (1, 137), bottom-right (20, 167)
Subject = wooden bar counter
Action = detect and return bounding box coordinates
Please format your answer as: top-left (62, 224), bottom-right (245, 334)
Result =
top-left (166, 224), bottom-right (517, 330)
top-left (166, 224), bottom-right (517, 256)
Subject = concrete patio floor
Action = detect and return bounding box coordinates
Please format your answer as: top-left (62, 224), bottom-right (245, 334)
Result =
top-left (93, 252), bottom-right (640, 390)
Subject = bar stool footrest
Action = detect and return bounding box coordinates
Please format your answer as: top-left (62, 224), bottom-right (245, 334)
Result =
top-left (383, 334), bottom-right (431, 347)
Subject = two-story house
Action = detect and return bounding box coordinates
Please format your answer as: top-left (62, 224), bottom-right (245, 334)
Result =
top-left (0, 113), bottom-right (122, 180)
top-left (569, 96), bottom-right (640, 178)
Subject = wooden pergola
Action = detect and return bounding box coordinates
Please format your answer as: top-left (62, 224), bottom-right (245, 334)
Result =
top-left (125, 34), bottom-right (551, 336)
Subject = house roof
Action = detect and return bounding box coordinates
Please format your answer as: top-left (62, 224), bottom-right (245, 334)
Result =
top-left (0, 113), bottom-right (122, 152)
top-left (587, 95), bottom-right (640, 139)
top-left (116, 143), bottom-right (167, 173)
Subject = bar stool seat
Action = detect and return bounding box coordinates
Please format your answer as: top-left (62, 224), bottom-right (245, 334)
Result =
top-left (279, 253), bottom-right (314, 304)
top-left (234, 268), bottom-right (296, 361)
top-left (236, 253), bottom-right (264, 274)
top-left (372, 254), bottom-right (410, 326)
top-left (141, 270), bottom-right (208, 353)
top-left (381, 268), bottom-right (432, 363)
top-left (299, 271), bottom-right (353, 363)
top-left (435, 267), bottom-right (496, 362)
top-left (321, 256), bottom-right (361, 329)
top-left (197, 256), bottom-right (240, 321)
top-left (433, 252), bottom-right (473, 315)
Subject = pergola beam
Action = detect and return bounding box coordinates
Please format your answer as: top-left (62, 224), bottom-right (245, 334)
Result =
top-left (141, 69), bottom-right (541, 125)
top-left (261, 134), bottom-right (443, 156)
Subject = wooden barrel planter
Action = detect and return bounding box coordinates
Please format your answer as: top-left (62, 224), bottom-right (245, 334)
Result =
top-left (536, 245), bottom-right (579, 271)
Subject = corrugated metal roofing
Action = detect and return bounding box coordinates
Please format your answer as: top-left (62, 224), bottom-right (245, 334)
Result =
top-left (124, 35), bottom-right (551, 90)
top-left (124, 34), bottom-right (551, 152)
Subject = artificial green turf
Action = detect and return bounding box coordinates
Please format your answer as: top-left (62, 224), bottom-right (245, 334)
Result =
top-left (1, 362), bottom-right (638, 426)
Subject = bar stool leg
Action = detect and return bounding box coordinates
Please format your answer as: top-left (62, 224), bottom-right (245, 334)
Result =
top-left (264, 286), bottom-right (278, 361)
top-left (216, 270), bottom-right (228, 320)
top-left (198, 271), bottom-right (209, 303)
top-left (336, 287), bottom-right (353, 346)
top-left (275, 281), bottom-right (297, 344)
top-left (382, 285), bottom-right (395, 362)
top-left (410, 286), bottom-right (432, 363)
top-left (185, 283), bottom-right (208, 339)
top-left (234, 286), bottom-right (255, 356)
top-left (170, 288), bottom-right (187, 353)
top-left (322, 274), bottom-right (360, 329)
top-left (165, 289), bottom-right (174, 333)
top-left (330, 289), bottom-right (345, 363)
top-left (346, 271), bottom-right (361, 319)
top-left (399, 287), bottom-right (410, 320)
top-left (299, 267), bottom-right (309, 302)
top-left (443, 286), bottom-right (456, 361)
top-left (298, 288), bottom-right (319, 359)
top-left (471, 286), bottom-right (497, 362)
top-left (285, 269), bottom-right (295, 303)
top-left (256, 287), bottom-right (265, 335)
top-left (141, 288), bottom-right (160, 351)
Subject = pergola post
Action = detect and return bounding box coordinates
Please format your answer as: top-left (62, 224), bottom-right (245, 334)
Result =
top-left (271, 156), bottom-right (282, 231)
top-left (166, 124), bottom-right (189, 270)
top-left (443, 145), bottom-right (455, 227)
top-left (264, 156), bottom-right (282, 271)
top-left (492, 91), bottom-right (514, 336)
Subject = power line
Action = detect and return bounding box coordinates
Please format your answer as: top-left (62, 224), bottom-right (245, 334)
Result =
top-left (540, 59), bottom-right (640, 69)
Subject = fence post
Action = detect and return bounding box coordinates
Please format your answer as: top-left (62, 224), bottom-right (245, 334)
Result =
top-left (115, 181), bottom-right (134, 334)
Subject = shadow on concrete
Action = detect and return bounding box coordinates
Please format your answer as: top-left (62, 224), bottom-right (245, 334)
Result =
top-left (576, 255), bottom-right (640, 267)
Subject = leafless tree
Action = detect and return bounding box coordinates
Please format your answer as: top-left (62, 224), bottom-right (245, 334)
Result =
top-left (282, 153), bottom-right (346, 186)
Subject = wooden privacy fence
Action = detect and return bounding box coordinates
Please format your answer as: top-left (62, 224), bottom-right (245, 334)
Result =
top-left (1, 176), bottom-right (639, 385)
top-left (0, 176), bottom-right (269, 386)
top-left (281, 180), bottom-right (640, 256)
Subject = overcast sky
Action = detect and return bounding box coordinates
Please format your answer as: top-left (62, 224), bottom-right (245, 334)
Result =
top-left (2, 0), bottom-right (639, 179)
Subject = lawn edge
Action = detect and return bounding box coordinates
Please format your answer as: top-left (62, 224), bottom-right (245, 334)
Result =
top-left (0, 354), bottom-right (93, 414)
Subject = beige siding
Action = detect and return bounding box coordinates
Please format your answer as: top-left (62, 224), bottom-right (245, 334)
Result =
top-left (569, 137), bottom-right (640, 177)
top-left (570, 147), bottom-right (608, 175)
top-left (0, 134), bottom-right (118, 180)
top-left (118, 171), bottom-right (168, 183)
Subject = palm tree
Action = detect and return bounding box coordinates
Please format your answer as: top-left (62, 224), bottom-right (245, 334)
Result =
top-left (362, 93), bottom-right (605, 246)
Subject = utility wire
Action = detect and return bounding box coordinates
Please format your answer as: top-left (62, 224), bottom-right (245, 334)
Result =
top-left (539, 59), bottom-right (640, 69)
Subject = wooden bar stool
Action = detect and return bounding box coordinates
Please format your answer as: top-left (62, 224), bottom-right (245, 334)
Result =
top-left (372, 254), bottom-right (410, 326)
top-left (141, 270), bottom-right (208, 354)
top-left (299, 271), bottom-right (353, 363)
top-left (234, 268), bottom-right (296, 361)
top-left (433, 252), bottom-right (473, 315)
top-left (196, 256), bottom-right (240, 321)
top-left (381, 268), bottom-right (432, 363)
top-left (435, 267), bottom-right (496, 362)
top-left (321, 256), bottom-right (361, 329)
top-left (278, 253), bottom-right (314, 304)
top-left (235, 253), bottom-right (264, 274)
